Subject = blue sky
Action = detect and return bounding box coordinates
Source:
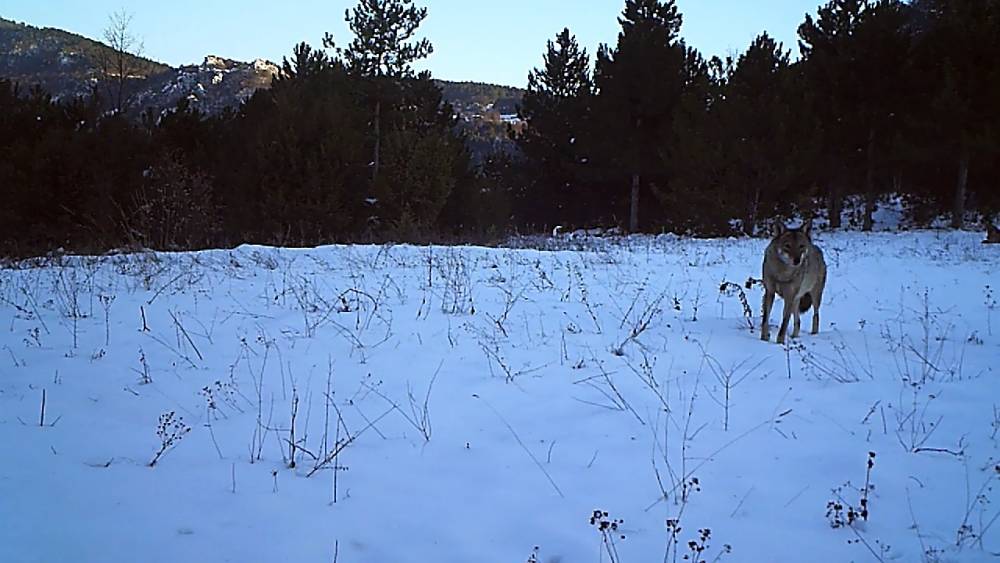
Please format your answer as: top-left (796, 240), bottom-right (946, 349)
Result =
top-left (3, 0), bottom-right (822, 87)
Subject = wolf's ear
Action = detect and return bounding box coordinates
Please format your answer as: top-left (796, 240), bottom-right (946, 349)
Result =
top-left (772, 223), bottom-right (786, 237)
top-left (802, 219), bottom-right (813, 237)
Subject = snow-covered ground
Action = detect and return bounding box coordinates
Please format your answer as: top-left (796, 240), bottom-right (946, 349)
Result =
top-left (0, 231), bottom-right (997, 563)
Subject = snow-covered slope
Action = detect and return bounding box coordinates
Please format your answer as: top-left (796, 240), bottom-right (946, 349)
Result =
top-left (0, 18), bottom-right (279, 116)
top-left (137, 55), bottom-right (279, 116)
top-left (0, 231), bottom-right (997, 562)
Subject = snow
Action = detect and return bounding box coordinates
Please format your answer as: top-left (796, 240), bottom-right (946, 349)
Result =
top-left (0, 231), bottom-right (998, 562)
top-left (252, 58), bottom-right (279, 76)
top-left (809, 193), bottom-right (982, 233)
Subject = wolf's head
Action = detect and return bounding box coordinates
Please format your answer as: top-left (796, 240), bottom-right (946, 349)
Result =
top-left (771, 222), bottom-right (813, 267)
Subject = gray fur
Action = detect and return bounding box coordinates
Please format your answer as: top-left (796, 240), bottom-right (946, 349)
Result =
top-left (760, 221), bottom-right (827, 344)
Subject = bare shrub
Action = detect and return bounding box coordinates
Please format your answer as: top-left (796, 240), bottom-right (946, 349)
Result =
top-left (149, 411), bottom-right (191, 467)
top-left (129, 153), bottom-right (217, 250)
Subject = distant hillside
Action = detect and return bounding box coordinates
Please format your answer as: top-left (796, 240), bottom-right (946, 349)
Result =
top-left (136, 55), bottom-right (280, 116)
top-left (0, 17), bottom-right (170, 101)
top-left (0, 17), bottom-right (279, 115)
top-left (436, 80), bottom-right (524, 116)
top-left (0, 16), bottom-right (521, 158)
top-left (435, 81), bottom-right (524, 163)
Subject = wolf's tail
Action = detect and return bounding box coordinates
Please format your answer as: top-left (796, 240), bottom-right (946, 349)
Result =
top-left (799, 293), bottom-right (813, 313)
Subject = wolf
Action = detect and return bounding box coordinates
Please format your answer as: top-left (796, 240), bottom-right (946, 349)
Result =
top-left (760, 221), bottom-right (827, 344)
top-left (985, 221), bottom-right (1000, 244)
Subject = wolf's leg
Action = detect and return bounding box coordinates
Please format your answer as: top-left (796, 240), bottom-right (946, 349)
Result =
top-left (761, 287), bottom-right (775, 341)
top-left (811, 288), bottom-right (823, 335)
top-left (777, 297), bottom-right (793, 345)
top-left (792, 305), bottom-right (801, 338)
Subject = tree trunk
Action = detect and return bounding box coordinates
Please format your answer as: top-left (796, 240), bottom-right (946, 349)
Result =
top-left (745, 185), bottom-right (761, 236)
top-left (115, 50), bottom-right (125, 114)
top-left (828, 182), bottom-right (842, 230)
top-left (952, 145), bottom-right (969, 230)
top-left (629, 173), bottom-right (640, 233)
top-left (863, 128), bottom-right (876, 232)
top-left (373, 98), bottom-right (382, 182)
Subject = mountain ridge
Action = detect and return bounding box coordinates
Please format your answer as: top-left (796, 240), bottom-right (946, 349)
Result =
top-left (0, 16), bottom-right (524, 119)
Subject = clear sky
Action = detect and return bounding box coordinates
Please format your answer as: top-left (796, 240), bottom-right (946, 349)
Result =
top-left (2, 0), bottom-right (823, 87)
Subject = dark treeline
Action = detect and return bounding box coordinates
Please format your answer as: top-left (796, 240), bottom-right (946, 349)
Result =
top-left (0, 0), bottom-right (504, 256)
top-left (516, 0), bottom-right (1000, 235)
top-left (2, 0), bottom-right (999, 256)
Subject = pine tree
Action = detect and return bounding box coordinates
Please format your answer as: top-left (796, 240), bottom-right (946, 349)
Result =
top-left (724, 33), bottom-right (796, 234)
top-left (853, 0), bottom-right (912, 231)
top-left (373, 71), bottom-right (466, 234)
top-left (595, 0), bottom-right (686, 232)
top-left (798, 0), bottom-right (869, 229)
top-left (526, 29), bottom-right (593, 100)
top-left (660, 47), bottom-right (730, 234)
top-left (216, 56), bottom-right (369, 241)
top-left (279, 42), bottom-right (332, 80)
top-left (800, 1), bottom-right (913, 231)
top-left (517, 28), bottom-right (594, 228)
top-left (337, 0), bottom-right (433, 182)
top-left (909, 0), bottom-right (1000, 228)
